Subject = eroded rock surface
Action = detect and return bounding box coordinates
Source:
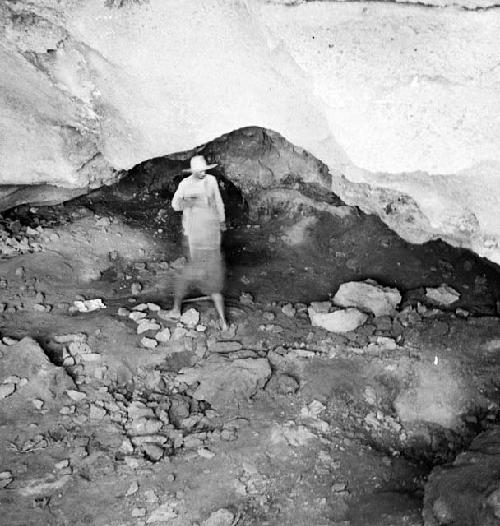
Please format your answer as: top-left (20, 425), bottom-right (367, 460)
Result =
top-left (423, 427), bottom-right (500, 526)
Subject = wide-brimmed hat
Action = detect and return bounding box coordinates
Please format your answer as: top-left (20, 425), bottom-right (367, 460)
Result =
top-left (182, 155), bottom-right (217, 173)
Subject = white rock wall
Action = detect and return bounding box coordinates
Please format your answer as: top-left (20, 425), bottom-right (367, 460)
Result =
top-left (1, 0), bottom-right (500, 262)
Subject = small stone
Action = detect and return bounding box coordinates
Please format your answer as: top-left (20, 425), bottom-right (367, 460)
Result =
top-left (125, 481), bottom-right (139, 496)
top-left (66, 390), bottom-right (87, 402)
top-left (54, 460), bottom-right (69, 470)
top-left (281, 303), bottom-right (296, 317)
top-left (196, 325), bottom-right (207, 332)
top-left (130, 311), bottom-right (147, 322)
top-left (202, 508), bottom-right (234, 526)
top-left (309, 308), bottom-right (368, 333)
top-left (172, 327), bottom-right (188, 340)
top-left (137, 320), bottom-right (161, 334)
top-left (147, 303), bottom-right (161, 312)
top-left (141, 337), bottom-right (158, 349)
top-left (144, 489), bottom-right (158, 503)
top-left (33, 303), bottom-right (46, 312)
top-left (54, 333), bottom-right (87, 344)
top-left (0, 472), bottom-right (12, 488)
top-left (181, 308), bottom-right (200, 328)
top-left (89, 404), bottom-right (107, 420)
top-left (154, 328), bottom-right (171, 343)
top-left (32, 399), bottom-right (44, 410)
top-left (59, 405), bottom-right (75, 415)
top-left (142, 443), bottom-right (164, 462)
top-left (146, 502), bottom-right (177, 523)
top-left (2, 337), bottom-right (18, 345)
top-left (131, 283), bottom-right (142, 295)
top-left (207, 340), bottom-right (243, 354)
top-left (263, 311), bottom-right (275, 321)
top-left (197, 448), bottom-right (215, 459)
top-left (131, 507), bottom-right (147, 517)
top-left (239, 292), bottom-right (254, 305)
top-left (117, 307), bottom-right (130, 317)
top-left (0, 383), bottom-right (15, 399)
top-left (425, 284), bottom-right (460, 306)
top-left (133, 303), bottom-right (149, 311)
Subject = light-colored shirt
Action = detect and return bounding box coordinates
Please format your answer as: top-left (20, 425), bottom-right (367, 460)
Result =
top-left (171, 174), bottom-right (225, 248)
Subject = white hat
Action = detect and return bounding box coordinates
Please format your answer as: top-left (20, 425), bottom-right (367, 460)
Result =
top-left (182, 155), bottom-right (217, 173)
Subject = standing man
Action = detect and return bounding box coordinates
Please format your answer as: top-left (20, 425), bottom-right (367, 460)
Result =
top-left (164, 155), bottom-right (228, 330)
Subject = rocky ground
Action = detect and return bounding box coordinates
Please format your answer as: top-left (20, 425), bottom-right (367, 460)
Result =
top-left (1, 160), bottom-right (500, 526)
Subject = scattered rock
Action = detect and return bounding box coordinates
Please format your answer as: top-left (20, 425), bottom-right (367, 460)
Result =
top-left (131, 283), bottom-right (142, 295)
top-left (32, 398), bottom-right (44, 410)
top-left (309, 301), bottom-right (331, 313)
top-left (263, 311), bottom-right (275, 321)
top-left (66, 390), bottom-right (87, 402)
top-left (130, 311), bottom-right (147, 322)
top-left (333, 280), bottom-right (401, 316)
top-left (146, 502), bottom-right (177, 523)
top-left (281, 303), bottom-right (296, 317)
top-left (0, 471), bottom-right (13, 489)
top-left (137, 320), bottom-right (161, 334)
top-left (197, 448), bottom-right (215, 459)
top-left (73, 299), bottom-right (106, 313)
top-left (202, 508), bottom-right (234, 526)
top-left (142, 443), bottom-right (164, 462)
top-left (207, 340), bottom-right (243, 354)
top-left (0, 383), bottom-right (16, 399)
top-left (309, 308), bottom-right (368, 333)
top-left (117, 307), bottom-right (130, 316)
top-left (177, 358), bottom-right (271, 409)
top-left (180, 308), bottom-right (200, 328)
top-left (154, 328), bottom-right (171, 343)
top-left (141, 337), bottom-right (158, 350)
top-left (425, 284), bottom-right (460, 306)
top-left (54, 333), bottom-right (87, 344)
top-left (125, 481), bottom-right (139, 496)
top-left (239, 292), bottom-right (254, 305)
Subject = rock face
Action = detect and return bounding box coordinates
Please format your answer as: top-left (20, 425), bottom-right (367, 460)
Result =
top-left (423, 426), bottom-right (500, 526)
top-left (2, 0), bottom-right (500, 265)
top-left (333, 280), bottom-right (401, 317)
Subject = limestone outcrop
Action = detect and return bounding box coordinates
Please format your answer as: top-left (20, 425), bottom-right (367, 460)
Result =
top-left (1, 0), bottom-right (500, 264)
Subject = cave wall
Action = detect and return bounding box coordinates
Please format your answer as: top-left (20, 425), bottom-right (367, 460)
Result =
top-left (1, 0), bottom-right (500, 263)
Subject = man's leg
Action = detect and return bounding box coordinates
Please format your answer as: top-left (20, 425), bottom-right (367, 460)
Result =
top-left (211, 293), bottom-right (228, 331)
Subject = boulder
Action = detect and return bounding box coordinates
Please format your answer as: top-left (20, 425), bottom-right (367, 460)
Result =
top-left (308, 308), bottom-right (368, 333)
top-left (176, 358), bottom-right (271, 409)
top-left (333, 280), bottom-right (401, 317)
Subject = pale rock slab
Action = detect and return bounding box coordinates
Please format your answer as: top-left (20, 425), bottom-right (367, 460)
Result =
top-left (425, 284), bottom-right (460, 306)
top-left (308, 308), bottom-right (368, 333)
top-left (333, 280), bottom-right (401, 317)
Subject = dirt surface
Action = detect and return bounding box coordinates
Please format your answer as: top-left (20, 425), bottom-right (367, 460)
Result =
top-left (1, 175), bottom-right (500, 526)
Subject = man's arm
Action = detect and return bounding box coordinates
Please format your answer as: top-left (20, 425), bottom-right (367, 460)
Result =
top-left (210, 176), bottom-right (225, 223)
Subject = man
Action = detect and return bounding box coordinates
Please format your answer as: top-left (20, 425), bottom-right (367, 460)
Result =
top-left (164, 155), bottom-right (228, 330)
